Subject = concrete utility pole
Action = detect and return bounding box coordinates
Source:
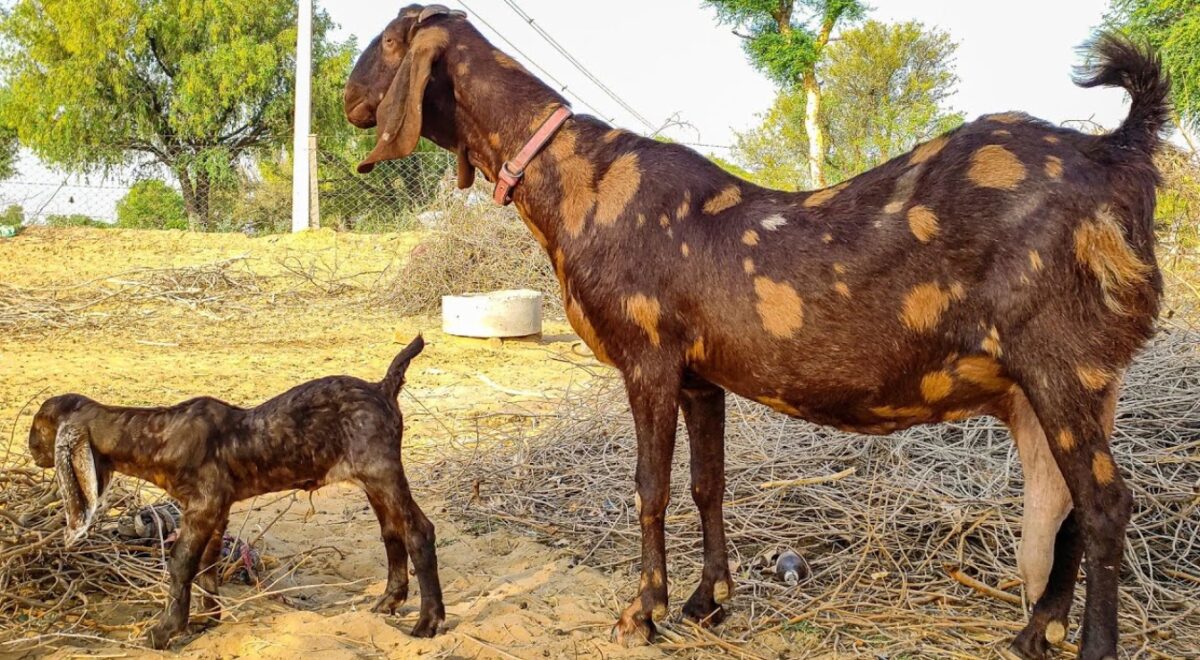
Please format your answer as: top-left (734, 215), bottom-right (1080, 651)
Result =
top-left (291, 0), bottom-right (313, 233)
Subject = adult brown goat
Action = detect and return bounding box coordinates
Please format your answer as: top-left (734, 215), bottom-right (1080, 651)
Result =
top-left (345, 6), bottom-right (1169, 659)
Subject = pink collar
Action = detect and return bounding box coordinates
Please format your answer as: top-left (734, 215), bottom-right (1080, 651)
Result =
top-left (493, 106), bottom-right (573, 206)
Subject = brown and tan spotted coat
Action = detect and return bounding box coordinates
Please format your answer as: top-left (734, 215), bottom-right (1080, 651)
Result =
top-left (27, 337), bottom-right (443, 649)
top-left (345, 8), bottom-right (1168, 659)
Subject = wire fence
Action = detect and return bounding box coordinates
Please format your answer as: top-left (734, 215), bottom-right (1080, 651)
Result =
top-left (0, 141), bottom-right (458, 233)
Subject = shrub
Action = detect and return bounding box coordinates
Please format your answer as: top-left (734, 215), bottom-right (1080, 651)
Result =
top-left (116, 180), bottom-right (188, 230)
top-left (216, 177), bottom-right (292, 234)
top-left (46, 214), bottom-right (108, 228)
top-left (0, 204), bottom-right (23, 227)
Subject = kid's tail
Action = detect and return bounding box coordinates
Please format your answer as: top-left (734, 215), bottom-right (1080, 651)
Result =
top-left (381, 334), bottom-right (425, 399)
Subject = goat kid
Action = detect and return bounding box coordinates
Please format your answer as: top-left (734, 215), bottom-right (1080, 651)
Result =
top-left (345, 6), bottom-right (1167, 659)
top-left (28, 336), bottom-right (444, 649)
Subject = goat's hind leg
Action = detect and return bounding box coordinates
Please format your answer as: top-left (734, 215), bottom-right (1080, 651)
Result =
top-left (363, 463), bottom-right (444, 638)
top-left (679, 377), bottom-right (734, 627)
top-left (1009, 384), bottom-right (1119, 659)
top-left (1011, 367), bottom-right (1128, 660)
top-left (366, 491), bottom-right (410, 615)
top-left (1011, 511), bottom-right (1085, 659)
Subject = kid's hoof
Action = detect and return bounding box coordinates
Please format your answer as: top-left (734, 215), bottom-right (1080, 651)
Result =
top-left (372, 589), bottom-right (409, 615)
top-left (409, 612), bottom-right (443, 638)
top-left (145, 624), bottom-right (175, 650)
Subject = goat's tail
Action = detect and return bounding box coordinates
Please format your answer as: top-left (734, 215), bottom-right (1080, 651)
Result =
top-left (380, 334), bottom-right (425, 400)
top-left (1075, 32), bottom-right (1171, 159)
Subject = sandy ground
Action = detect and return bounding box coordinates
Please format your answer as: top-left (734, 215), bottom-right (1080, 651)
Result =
top-left (0, 227), bottom-right (664, 659)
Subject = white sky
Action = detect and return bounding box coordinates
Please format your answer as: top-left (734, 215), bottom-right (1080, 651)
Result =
top-left (324, 0), bottom-right (1131, 156)
top-left (0, 1), bottom-right (1133, 220)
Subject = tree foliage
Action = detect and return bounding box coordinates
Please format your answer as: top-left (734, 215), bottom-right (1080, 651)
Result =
top-left (0, 0), bottom-right (356, 229)
top-left (1107, 0), bottom-right (1200, 133)
top-left (705, 0), bottom-right (866, 86)
top-left (735, 20), bottom-right (964, 189)
top-left (705, 0), bottom-right (867, 186)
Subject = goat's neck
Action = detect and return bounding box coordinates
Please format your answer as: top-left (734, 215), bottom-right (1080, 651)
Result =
top-left (88, 409), bottom-right (176, 480)
top-left (445, 58), bottom-right (581, 251)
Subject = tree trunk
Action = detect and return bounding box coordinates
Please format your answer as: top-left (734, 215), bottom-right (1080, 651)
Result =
top-left (802, 72), bottom-right (827, 187)
top-left (175, 167), bottom-right (212, 231)
top-left (1180, 124), bottom-right (1199, 160)
top-left (773, 1), bottom-right (831, 188)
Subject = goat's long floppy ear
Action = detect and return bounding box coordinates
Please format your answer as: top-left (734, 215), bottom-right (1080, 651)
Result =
top-left (358, 30), bottom-right (450, 174)
top-left (54, 423), bottom-right (100, 546)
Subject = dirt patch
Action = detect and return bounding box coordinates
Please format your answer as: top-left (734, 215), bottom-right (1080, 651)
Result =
top-left (0, 228), bottom-right (615, 658)
top-left (2, 228), bottom-right (1197, 659)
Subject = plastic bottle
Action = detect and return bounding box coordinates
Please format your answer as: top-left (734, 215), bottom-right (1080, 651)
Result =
top-left (775, 549), bottom-right (808, 585)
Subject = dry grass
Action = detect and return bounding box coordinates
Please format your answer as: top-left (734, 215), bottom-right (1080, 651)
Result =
top-left (0, 253), bottom-right (398, 334)
top-left (379, 192), bottom-right (562, 317)
top-left (429, 330), bottom-right (1200, 658)
top-left (0, 459), bottom-right (352, 653)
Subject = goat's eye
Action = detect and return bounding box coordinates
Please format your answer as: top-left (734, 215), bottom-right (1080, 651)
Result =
top-left (384, 37), bottom-right (397, 48)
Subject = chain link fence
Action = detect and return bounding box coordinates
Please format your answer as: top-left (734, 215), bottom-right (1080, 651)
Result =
top-left (316, 148), bottom-right (456, 231)
top-left (0, 141), bottom-right (458, 233)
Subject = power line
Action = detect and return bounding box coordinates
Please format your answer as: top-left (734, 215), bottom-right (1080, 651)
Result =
top-left (682, 142), bottom-right (736, 151)
top-left (451, 0), bottom-right (618, 124)
top-left (498, 0), bottom-right (657, 132)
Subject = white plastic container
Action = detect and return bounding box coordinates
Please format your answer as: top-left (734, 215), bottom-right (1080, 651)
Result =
top-left (442, 289), bottom-right (543, 338)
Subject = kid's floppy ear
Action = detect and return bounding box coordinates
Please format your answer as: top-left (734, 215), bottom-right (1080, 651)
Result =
top-left (359, 29), bottom-right (450, 174)
top-left (54, 423), bottom-right (100, 546)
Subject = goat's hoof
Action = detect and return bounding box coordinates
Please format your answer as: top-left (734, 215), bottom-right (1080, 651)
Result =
top-left (409, 611), bottom-right (444, 638)
top-left (371, 589), bottom-right (409, 615)
top-left (681, 592), bottom-right (727, 628)
top-left (193, 614), bottom-right (221, 629)
top-left (1006, 629), bottom-right (1050, 660)
top-left (145, 624), bottom-right (175, 650)
top-left (611, 610), bottom-right (655, 647)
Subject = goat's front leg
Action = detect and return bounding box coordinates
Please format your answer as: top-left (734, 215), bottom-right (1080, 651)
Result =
top-left (194, 512), bottom-right (229, 627)
top-left (613, 366), bottom-right (682, 646)
top-left (679, 377), bottom-right (733, 627)
top-left (147, 504), bottom-right (222, 650)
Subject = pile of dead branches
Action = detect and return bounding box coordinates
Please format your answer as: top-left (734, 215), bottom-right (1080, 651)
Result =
top-left (429, 330), bottom-right (1200, 659)
top-left (0, 467), bottom-right (171, 651)
top-left (379, 192), bottom-right (562, 317)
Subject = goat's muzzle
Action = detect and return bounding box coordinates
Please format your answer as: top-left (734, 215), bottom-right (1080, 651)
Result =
top-left (344, 84), bottom-right (377, 129)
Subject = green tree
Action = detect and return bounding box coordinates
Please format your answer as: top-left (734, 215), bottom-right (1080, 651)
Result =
top-left (705, 0), bottom-right (867, 187)
top-left (0, 88), bottom-right (19, 180)
top-left (0, 126), bottom-right (17, 181)
top-left (735, 20), bottom-right (964, 189)
top-left (1106, 0), bottom-right (1200, 151)
top-left (116, 180), bottom-right (188, 230)
top-left (0, 0), bottom-right (355, 230)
